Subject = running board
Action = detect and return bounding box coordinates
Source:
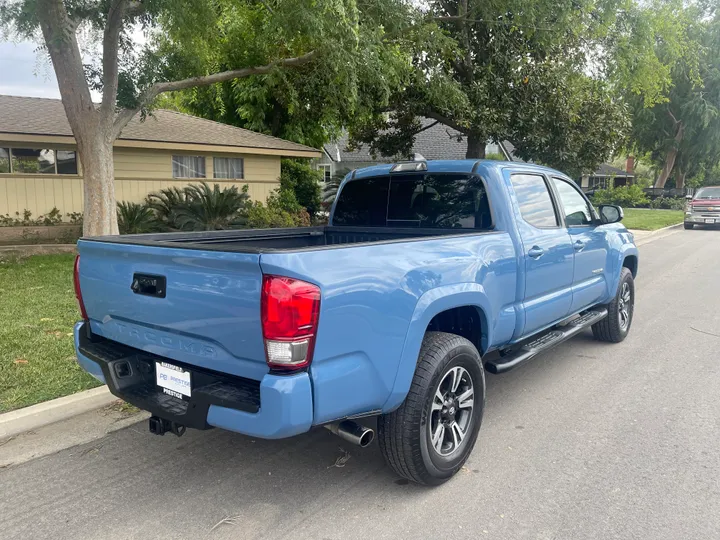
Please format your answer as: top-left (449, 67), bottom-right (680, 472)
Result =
top-left (485, 308), bottom-right (608, 374)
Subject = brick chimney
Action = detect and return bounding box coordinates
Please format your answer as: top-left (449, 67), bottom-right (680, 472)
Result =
top-left (625, 156), bottom-right (635, 174)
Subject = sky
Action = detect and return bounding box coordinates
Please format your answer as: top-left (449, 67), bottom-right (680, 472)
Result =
top-left (0, 41), bottom-right (62, 98)
top-left (0, 24), bottom-right (146, 101)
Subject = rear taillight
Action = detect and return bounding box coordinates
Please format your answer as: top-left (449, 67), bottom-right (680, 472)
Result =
top-left (73, 255), bottom-right (88, 320)
top-left (261, 275), bottom-right (320, 371)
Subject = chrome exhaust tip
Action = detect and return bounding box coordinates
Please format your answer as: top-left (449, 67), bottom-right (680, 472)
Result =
top-left (324, 420), bottom-right (375, 447)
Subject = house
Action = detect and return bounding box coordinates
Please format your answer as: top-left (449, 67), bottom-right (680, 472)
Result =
top-left (0, 95), bottom-right (321, 219)
top-left (317, 120), bottom-right (633, 194)
top-left (316, 119), bottom-right (510, 182)
top-left (579, 162), bottom-right (635, 191)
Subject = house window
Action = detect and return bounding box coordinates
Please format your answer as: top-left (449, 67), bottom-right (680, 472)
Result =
top-left (56, 150), bottom-right (78, 175)
top-left (0, 148), bottom-right (9, 173)
top-left (213, 157), bottom-right (244, 179)
top-left (589, 177), bottom-right (610, 190)
top-left (11, 148), bottom-right (56, 174)
top-left (0, 148), bottom-right (78, 175)
top-left (172, 155), bottom-right (206, 178)
top-left (317, 164), bottom-right (332, 183)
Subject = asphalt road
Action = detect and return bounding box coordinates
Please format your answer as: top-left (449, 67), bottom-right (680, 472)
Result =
top-left (2, 228), bottom-right (720, 540)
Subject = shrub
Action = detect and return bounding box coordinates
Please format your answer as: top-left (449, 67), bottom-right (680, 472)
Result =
top-left (280, 159), bottom-right (322, 218)
top-left (591, 185), bottom-right (649, 208)
top-left (244, 187), bottom-right (311, 228)
top-left (0, 207), bottom-right (65, 227)
top-left (117, 202), bottom-right (158, 234)
top-left (649, 197), bottom-right (686, 211)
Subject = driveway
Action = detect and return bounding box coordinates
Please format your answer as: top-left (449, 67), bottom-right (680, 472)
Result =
top-left (1, 228), bottom-right (719, 540)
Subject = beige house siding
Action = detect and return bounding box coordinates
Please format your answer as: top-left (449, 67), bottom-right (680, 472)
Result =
top-left (0, 146), bottom-right (281, 218)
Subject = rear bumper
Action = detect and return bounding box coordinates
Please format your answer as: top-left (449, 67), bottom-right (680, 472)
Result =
top-left (73, 322), bottom-right (313, 439)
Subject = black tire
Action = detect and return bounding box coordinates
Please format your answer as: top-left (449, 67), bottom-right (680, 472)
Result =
top-left (684, 222), bottom-right (694, 230)
top-left (592, 267), bottom-right (634, 343)
top-left (377, 332), bottom-right (485, 485)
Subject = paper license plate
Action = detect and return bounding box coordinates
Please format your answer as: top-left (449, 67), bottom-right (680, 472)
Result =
top-left (156, 362), bottom-right (192, 398)
top-left (705, 219), bottom-right (715, 224)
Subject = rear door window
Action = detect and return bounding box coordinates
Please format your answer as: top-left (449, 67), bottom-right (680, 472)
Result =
top-left (510, 174), bottom-right (558, 228)
top-left (333, 173), bottom-right (492, 229)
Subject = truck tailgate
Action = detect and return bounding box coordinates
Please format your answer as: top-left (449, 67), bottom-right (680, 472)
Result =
top-left (77, 240), bottom-right (268, 381)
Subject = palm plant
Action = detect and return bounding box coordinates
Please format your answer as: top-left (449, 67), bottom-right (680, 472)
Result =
top-left (145, 186), bottom-right (189, 230)
top-left (173, 182), bottom-right (250, 231)
top-left (117, 201), bottom-right (158, 234)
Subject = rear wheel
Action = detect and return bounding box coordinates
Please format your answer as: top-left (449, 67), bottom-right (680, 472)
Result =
top-left (378, 332), bottom-right (485, 485)
top-left (684, 222), bottom-right (694, 230)
top-left (592, 268), bottom-right (634, 343)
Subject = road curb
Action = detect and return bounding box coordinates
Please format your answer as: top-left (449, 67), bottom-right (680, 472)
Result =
top-left (0, 385), bottom-right (116, 440)
top-left (633, 222), bottom-right (684, 246)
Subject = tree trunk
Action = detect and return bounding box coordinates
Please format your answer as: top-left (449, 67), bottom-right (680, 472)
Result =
top-left (654, 121), bottom-right (684, 188)
top-left (676, 169), bottom-right (686, 190)
top-left (654, 148), bottom-right (678, 188)
top-left (465, 133), bottom-right (486, 159)
top-left (77, 134), bottom-right (119, 237)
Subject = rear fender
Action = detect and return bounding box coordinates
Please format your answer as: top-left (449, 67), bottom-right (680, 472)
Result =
top-left (381, 284), bottom-right (493, 412)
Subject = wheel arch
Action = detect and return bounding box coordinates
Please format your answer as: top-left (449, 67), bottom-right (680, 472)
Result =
top-left (382, 284), bottom-right (493, 412)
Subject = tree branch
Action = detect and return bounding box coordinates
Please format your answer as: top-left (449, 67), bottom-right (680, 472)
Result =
top-left (415, 120), bottom-right (440, 135)
top-left (424, 110), bottom-right (466, 134)
top-left (101, 0), bottom-right (130, 115)
top-left (667, 107), bottom-right (679, 126)
top-left (113, 51), bottom-right (317, 138)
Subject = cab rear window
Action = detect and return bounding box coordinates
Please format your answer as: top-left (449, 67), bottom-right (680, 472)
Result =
top-left (332, 173), bottom-right (492, 229)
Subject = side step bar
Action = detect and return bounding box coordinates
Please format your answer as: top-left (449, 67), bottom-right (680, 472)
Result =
top-left (486, 308), bottom-right (608, 374)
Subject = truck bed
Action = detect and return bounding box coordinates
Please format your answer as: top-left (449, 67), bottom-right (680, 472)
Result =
top-left (83, 226), bottom-right (492, 252)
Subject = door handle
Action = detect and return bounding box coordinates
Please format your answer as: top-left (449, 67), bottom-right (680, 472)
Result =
top-left (574, 240), bottom-right (586, 252)
top-left (528, 246), bottom-right (544, 259)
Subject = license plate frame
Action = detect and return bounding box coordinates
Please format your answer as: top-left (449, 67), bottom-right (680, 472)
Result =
top-left (156, 361), bottom-right (192, 399)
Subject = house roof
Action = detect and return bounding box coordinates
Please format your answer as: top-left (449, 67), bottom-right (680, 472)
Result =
top-left (323, 118), bottom-right (503, 162)
top-left (591, 163), bottom-right (634, 178)
top-left (0, 95), bottom-right (320, 158)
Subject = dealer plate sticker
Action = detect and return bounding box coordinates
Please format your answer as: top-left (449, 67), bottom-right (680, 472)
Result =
top-left (156, 362), bottom-right (191, 398)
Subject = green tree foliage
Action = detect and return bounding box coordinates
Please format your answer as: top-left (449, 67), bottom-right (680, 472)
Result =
top-left (621, 1), bottom-right (720, 188)
top-left (348, 0), bottom-right (630, 176)
top-left (279, 160), bottom-right (323, 218)
top-left (155, 0), bottom-right (416, 148)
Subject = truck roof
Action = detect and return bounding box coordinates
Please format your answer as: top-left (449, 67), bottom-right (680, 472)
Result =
top-left (351, 159), bottom-right (568, 180)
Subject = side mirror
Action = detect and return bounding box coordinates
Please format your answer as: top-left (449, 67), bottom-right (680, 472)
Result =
top-left (599, 204), bottom-right (623, 224)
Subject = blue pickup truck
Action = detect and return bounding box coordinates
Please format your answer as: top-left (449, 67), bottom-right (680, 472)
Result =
top-left (73, 159), bottom-right (638, 485)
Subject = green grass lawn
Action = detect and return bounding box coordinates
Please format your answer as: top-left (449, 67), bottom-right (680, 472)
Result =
top-left (0, 254), bottom-right (100, 413)
top-left (622, 208), bottom-right (685, 231)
